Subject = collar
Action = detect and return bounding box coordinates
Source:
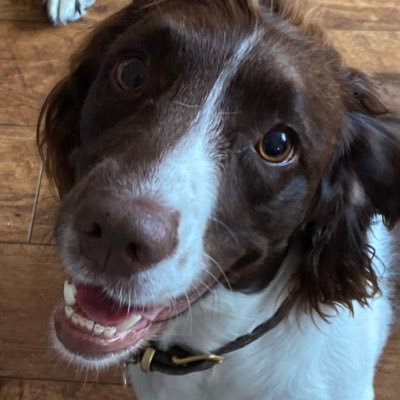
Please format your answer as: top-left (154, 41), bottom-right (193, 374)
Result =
top-left (125, 292), bottom-right (295, 376)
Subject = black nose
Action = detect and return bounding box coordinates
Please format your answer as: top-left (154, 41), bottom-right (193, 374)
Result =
top-left (75, 195), bottom-right (179, 277)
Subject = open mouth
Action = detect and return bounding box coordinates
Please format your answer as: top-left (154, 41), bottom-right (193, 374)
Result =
top-left (53, 280), bottom-right (207, 359)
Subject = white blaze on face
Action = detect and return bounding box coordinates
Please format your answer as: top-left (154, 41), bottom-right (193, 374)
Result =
top-left (118, 31), bottom-right (263, 305)
top-left (106, 32), bottom-right (262, 305)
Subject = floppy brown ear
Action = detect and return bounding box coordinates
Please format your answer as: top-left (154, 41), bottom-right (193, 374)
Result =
top-left (38, 67), bottom-right (88, 197)
top-left (295, 69), bottom-right (400, 315)
top-left (37, 5), bottom-right (141, 197)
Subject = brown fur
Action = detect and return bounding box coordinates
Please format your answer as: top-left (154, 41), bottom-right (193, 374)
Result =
top-left (38, 0), bottom-right (400, 318)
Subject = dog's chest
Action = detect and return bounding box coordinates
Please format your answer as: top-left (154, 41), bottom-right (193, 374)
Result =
top-left (128, 222), bottom-right (393, 400)
top-left (129, 295), bottom-right (391, 400)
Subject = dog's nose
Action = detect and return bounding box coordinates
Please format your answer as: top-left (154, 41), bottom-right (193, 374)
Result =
top-left (75, 196), bottom-right (179, 277)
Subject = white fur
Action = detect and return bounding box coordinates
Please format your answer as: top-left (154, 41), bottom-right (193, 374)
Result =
top-left (56, 33), bottom-right (261, 308)
top-left (44, 0), bottom-right (95, 25)
top-left (51, 23), bottom-right (394, 398)
top-left (118, 31), bottom-right (263, 306)
top-left (129, 219), bottom-right (393, 400)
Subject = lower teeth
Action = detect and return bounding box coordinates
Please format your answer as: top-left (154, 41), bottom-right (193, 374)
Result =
top-left (64, 306), bottom-right (117, 338)
top-left (63, 305), bottom-right (144, 338)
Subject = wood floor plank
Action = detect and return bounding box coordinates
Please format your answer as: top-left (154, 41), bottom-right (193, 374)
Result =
top-left (0, 127), bottom-right (41, 243)
top-left (0, 244), bottom-right (126, 384)
top-left (0, 58), bottom-right (65, 126)
top-left (328, 30), bottom-right (400, 73)
top-left (312, 0), bottom-right (400, 30)
top-left (0, 21), bottom-right (88, 61)
top-left (0, 0), bottom-right (129, 23)
top-left (374, 73), bottom-right (400, 113)
top-left (0, 378), bottom-right (133, 400)
top-left (375, 330), bottom-right (400, 400)
top-left (0, 21), bottom-right (83, 126)
top-left (1, 0), bottom-right (399, 31)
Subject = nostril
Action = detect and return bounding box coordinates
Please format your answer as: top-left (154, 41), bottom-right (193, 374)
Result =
top-left (85, 222), bottom-right (102, 239)
top-left (126, 242), bottom-right (140, 262)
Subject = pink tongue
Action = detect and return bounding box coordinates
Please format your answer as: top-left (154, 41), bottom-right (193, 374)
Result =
top-left (75, 284), bottom-right (162, 326)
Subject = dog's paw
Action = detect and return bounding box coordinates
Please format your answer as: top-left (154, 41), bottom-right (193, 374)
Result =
top-left (43, 0), bottom-right (96, 25)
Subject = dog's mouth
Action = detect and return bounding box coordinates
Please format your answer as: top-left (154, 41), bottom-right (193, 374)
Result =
top-left (53, 280), bottom-right (208, 359)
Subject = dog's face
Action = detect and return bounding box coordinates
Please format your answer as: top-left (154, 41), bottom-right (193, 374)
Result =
top-left (39, 0), bottom-right (400, 366)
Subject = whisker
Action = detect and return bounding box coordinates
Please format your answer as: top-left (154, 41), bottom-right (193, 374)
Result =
top-left (198, 268), bottom-right (222, 289)
top-left (212, 217), bottom-right (240, 246)
top-left (183, 290), bottom-right (193, 335)
top-left (203, 252), bottom-right (232, 290)
top-left (192, 276), bottom-right (222, 320)
top-left (173, 101), bottom-right (201, 109)
top-left (218, 110), bottom-right (242, 116)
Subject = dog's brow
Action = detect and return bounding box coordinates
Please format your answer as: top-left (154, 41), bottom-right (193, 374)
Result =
top-left (189, 30), bottom-right (262, 142)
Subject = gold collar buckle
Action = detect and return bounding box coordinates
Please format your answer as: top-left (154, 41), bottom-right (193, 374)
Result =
top-left (139, 346), bottom-right (224, 374)
top-left (171, 353), bottom-right (224, 366)
top-left (140, 347), bottom-right (158, 373)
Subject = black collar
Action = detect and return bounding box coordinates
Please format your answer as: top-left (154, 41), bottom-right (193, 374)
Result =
top-left (126, 293), bottom-right (295, 376)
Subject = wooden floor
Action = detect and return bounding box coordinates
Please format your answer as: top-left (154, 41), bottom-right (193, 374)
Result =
top-left (0, 1), bottom-right (399, 399)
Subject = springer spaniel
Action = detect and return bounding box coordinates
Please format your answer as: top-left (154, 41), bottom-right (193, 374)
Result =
top-left (38, 1), bottom-right (400, 399)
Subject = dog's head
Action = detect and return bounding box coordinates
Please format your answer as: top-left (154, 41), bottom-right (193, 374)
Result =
top-left (38, 0), bottom-right (400, 366)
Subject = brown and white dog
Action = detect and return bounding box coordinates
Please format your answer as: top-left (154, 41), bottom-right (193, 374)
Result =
top-left (39, 1), bottom-right (400, 399)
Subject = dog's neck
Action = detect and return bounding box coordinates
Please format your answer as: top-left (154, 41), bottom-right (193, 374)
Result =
top-left (127, 220), bottom-right (393, 400)
top-left (155, 248), bottom-right (297, 355)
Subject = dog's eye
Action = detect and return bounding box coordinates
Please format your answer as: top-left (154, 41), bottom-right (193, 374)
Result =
top-left (115, 58), bottom-right (146, 91)
top-left (256, 125), bottom-right (295, 163)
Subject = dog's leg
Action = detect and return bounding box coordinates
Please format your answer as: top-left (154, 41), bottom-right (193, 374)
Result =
top-left (43, 0), bottom-right (96, 25)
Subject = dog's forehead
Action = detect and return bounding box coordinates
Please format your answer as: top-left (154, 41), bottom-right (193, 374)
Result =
top-left (113, 3), bottom-right (259, 67)
top-left (82, 0), bottom-right (341, 178)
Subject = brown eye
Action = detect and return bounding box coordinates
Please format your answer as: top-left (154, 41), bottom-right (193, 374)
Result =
top-left (115, 58), bottom-right (146, 90)
top-left (256, 125), bottom-right (295, 163)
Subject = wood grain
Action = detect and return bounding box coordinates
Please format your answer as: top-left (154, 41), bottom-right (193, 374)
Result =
top-left (374, 73), bottom-right (400, 113)
top-left (375, 330), bottom-right (400, 400)
top-left (0, 244), bottom-right (127, 385)
top-left (0, 0), bottom-right (130, 23)
top-left (312, 0), bottom-right (400, 30)
top-left (328, 31), bottom-right (400, 73)
top-left (0, 378), bottom-right (133, 400)
top-left (0, 127), bottom-right (41, 243)
top-left (1, 1), bottom-right (399, 31)
top-left (0, 21), bottom-right (84, 126)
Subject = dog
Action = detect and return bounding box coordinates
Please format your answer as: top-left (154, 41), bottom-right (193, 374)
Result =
top-left (38, 1), bottom-right (400, 399)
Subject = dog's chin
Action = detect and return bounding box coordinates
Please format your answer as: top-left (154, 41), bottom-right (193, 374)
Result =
top-left (51, 324), bottom-right (140, 369)
top-left (51, 306), bottom-right (162, 369)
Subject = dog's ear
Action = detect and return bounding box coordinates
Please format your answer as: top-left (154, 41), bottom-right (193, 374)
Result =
top-left (37, 6), bottom-right (140, 197)
top-left (296, 69), bottom-right (400, 315)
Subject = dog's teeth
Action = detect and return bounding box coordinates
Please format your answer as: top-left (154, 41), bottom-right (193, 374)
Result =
top-left (64, 281), bottom-right (77, 306)
top-left (103, 327), bottom-right (117, 338)
top-left (71, 313), bottom-right (80, 326)
top-left (93, 324), bottom-right (105, 335)
top-left (77, 316), bottom-right (86, 329)
top-left (78, 316), bottom-right (94, 331)
top-left (83, 318), bottom-right (95, 331)
top-left (64, 305), bottom-right (74, 319)
top-left (117, 314), bottom-right (142, 332)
